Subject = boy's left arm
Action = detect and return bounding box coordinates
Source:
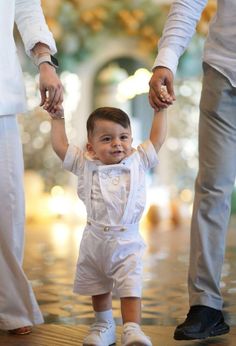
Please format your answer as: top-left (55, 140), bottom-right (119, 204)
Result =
top-left (149, 109), bottom-right (167, 153)
top-left (50, 114), bottom-right (69, 161)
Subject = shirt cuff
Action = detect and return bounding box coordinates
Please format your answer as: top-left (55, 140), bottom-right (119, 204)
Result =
top-left (23, 25), bottom-right (57, 57)
top-left (27, 39), bottom-right (57, 57)
top-left (152, 47), bottom-right (179, 75)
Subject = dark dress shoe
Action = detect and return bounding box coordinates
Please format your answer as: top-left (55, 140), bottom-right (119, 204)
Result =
top-left (174, 305), bottom-right (230, 340)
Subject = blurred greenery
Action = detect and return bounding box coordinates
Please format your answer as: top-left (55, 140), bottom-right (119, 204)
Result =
top-left (44, 0), bottom-right (170, 71)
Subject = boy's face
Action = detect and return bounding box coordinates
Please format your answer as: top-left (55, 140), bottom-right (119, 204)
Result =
top-left (87, 119), bottom-right (133, 164)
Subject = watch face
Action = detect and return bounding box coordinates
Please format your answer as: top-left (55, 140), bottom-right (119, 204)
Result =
top-left (51, 55), bottom-right (59, 68)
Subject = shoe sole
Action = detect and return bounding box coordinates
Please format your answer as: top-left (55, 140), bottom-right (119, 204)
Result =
top-left (8, 327), bottom-right (32, 335)
top-left (83, 342), bottom-right (116, 346)
top-left (174, 321), bottom-right (230, 340)
top-left (125, 344), bottom-right (151, 346)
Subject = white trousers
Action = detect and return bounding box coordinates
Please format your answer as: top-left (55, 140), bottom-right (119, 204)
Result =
top-left (0, 115), bottom-right (43, 330)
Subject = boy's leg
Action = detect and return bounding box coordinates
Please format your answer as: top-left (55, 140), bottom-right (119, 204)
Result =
top-left (120, 297), bottom-right (152, 346)
top-left (83, 292), bottom-right (116, 346)
top-left (120, 297), bottom-right (141, 324)
top-left (92, 292), bottom-right (112, 312)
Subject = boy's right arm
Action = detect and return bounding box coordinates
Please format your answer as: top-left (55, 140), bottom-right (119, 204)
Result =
top-left (149, 108), bottom-right (167, 153)
top-left (149, 87), bottom-right (171, 152)
top-left (50, 118), bottom-right (69, 161)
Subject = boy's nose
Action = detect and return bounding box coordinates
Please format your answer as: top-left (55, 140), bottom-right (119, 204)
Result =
top-left (112, 139), bottom-right (121, 146)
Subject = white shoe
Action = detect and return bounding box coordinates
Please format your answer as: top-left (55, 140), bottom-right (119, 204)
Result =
top-left (121, 322), bottom-right (152, 346)
top-left (83, 320), bottom-right (116, 346)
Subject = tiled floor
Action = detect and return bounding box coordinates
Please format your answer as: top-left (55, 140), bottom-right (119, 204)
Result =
top-left (1, 215), bottom-right (236, 345)
top-left (1, 325), bottom-right (236, 346)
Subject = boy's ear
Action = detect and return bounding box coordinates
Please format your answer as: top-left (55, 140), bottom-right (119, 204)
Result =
top-left (86, 142), bottom-right (95, 154)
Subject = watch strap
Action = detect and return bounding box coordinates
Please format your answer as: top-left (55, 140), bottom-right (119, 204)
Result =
top-left (34, 54), bottom-right (58, 69)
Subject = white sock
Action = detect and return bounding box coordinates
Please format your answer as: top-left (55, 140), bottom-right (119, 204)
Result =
top-left (95, 309), bottom-right (113, 323)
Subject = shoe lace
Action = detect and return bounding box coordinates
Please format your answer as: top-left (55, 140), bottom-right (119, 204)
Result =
top-left (90, 321), bottom-right (112, 334)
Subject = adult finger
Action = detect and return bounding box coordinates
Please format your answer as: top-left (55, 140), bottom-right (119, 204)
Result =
top-left (47, 84), bottom-right (64, 113)
top-left (44, 87), bottom-right (57, 112)
top-left (149, 87), bottom-right (168, 110)
top-left (165, 78), bottom-right (176, 101)
top-left (39, 87), bottom-right (47, 107)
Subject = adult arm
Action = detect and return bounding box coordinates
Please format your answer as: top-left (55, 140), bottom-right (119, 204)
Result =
top-left (31, 43), bottom-right (63, 115)
top-left (149, 0), bottom-right (207, 110)
top-left (15, 0), bottom-right (63, 114)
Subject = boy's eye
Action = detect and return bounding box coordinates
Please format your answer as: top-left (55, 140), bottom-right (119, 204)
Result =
top-left (121, 135), bottom-right (129, 140)
top-left (102, 137), bottom-right (111, 142)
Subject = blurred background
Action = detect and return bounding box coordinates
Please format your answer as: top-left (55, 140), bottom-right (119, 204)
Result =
top-left (16, 0), bottom-right (223, 228)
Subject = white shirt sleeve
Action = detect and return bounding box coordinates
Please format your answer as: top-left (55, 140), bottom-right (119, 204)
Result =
top-left (62, 144), bottom-right (85, 176)
top-left (15, 0), bottom-right (57, 57)
top-left (137, 140), bottom-right (159, 170)
top-left (153, 0), bottom-right (207, 75)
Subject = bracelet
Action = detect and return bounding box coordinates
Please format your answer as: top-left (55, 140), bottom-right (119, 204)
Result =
top-left (52, 116), bottom-right (65, 120)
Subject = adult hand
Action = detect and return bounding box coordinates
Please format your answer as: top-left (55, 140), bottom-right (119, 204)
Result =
top-left (39, 63), bottom-right (63, 115)
top-left (49, 104), bottom-right (64, 119)
top-left (149, 66), bottom-right (175, 110)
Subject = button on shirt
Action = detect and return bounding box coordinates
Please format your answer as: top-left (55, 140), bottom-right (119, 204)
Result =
top-left (153, 0), bottom-right (236, 87)
top-left (63, 140), bottom-right (158, 226)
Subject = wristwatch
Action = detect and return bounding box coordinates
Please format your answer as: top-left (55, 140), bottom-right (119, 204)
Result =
top-left (35, 54), bottom-right (59, 69)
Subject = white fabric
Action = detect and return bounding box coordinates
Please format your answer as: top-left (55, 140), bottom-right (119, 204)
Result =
top-left (0, 0), bottom-right (54, 329)
top-left (74, 221), bottom-right (145, 297)
top-left (0, 0), bottom-right (57, 116)
top-left (0, 115), bottom-right (43, 330)
top-left (83, 320), bottom-right (116, 346)
top-left (63, 140), bottom-right (158, 225)
top-left (121, 322), bottom-right (152, 346)
top-left (153, 0), bottom-right (236, 87)
top-left (63, 140), bottom-right (158, 297)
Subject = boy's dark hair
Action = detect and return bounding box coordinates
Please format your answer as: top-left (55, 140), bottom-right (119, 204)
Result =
top-left (86, 107), bottom-right (131, 137)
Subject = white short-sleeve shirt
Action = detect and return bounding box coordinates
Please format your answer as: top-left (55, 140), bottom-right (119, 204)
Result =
top-left (63, 139), bottom-right (158, 225)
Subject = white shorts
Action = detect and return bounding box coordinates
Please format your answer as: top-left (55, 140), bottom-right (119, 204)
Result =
top-left (73, 221), bottom-right (146, 298)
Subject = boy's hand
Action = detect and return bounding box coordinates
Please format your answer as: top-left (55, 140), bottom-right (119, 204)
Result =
top-left (149, 67), bottom-right (175, 111)
top-left (159, 86), bottom-right (173, 104)
top-left (47, 102), bottom-right (64, 119)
